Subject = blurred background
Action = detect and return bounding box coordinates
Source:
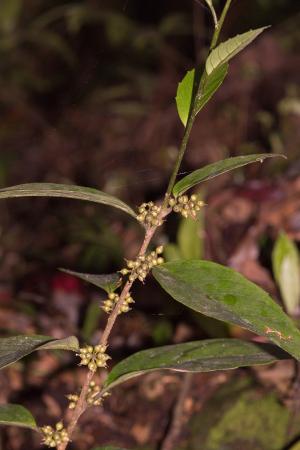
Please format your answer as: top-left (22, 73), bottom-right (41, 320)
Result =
top-left (0, 0), bottom-right (300, 449)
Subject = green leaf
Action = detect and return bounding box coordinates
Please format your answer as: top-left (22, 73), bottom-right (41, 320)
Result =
top-left (0, 404), bottom-right (38, 430)
top-left (153, 260), bottom-right (300, 360)
top-left (82, 301), bottom-right (102, 342)
top-left (0, 183), bottom-right (136, 218)
top-left (195, 63), bottom-right (228, 115)
top-left (60, 269), bottom-right (121, 294)
top-left (178, 216), bottom-right (203, 260)
top-left (173, 154), bottom-right (284, 196)
top-left (175, 68), bottom-right (195, 126)
top-left (204, 0), bottom-right (218, 26)
top-left (205, 27), bottom-right (269, 76)
top-left (0, 335), bottom-right (79, 370)
top-left (272, 232), bottom-right (300, 316)
top-left (164, 243), bottom-right (182, 262)
top-left (175, 64), bottom-right (228, 127)
top-left (105, 339), bottom-right (288, 390)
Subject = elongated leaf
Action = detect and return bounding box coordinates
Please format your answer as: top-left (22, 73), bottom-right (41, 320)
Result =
top-left (105, 339), bottom-right (288, 389)
top-left (195, 63), bottom-right (228, 115)
top-left (153, 260), bottom-right (300, 360)
top-left (0, 183), bottom-right (136, 218)
top-left (272, 232), bottom-right (300, 316)
top-left (173, 154), bottom-right (283, 196)
top-left (178, 217), bottom-right (202, 260)
top-left (175, 64), bottom-right (228, 126)
top-left (0, 404), bottom-right (38, 430)
top-left (204, 0), bottom-right (218, 26)
top-left (176, 68), bottom-right (195, 126)
top-left (0, 335), bottom-right (79, 370)
top-left (60, 269), bottom-right (121, 294)
top-left (206, 27), bottom-right (269, 76)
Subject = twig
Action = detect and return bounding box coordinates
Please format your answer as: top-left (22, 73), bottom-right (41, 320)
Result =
top-left (57, 220), bottom-right (165, 450)
top-left (160, 373), bottom-right (193, 450)
top-left (56, 2), bottom-right (234, 446)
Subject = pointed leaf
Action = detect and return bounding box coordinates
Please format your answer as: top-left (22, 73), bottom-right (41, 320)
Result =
top-left (204, 0), bottom-right (218, 26)
top-left (175, 64), bottom-right (228, 126)
top-left (205, 27), bottom-right (269, 76)
top-left (60, 269), bottom-right (121, 294)
top-left (0, 335), bottom-right (79, 370)
top-left (178, 217), bottom-right (203, 260)
top-left (195, 63), bottom-right (228, 115)
top-left (0, 183), bottom-right (136, 218)
top-left (153, 260), bottom-right (300, 360)
top-left (175, 68), bottom-right (195, 126)
top-left (0, 404), bottom-right (38, 430)
top-left (272, 232), bottom-right (300, 316)
top-left (173, 154), bottom-right (284, 196)
top-left (105, 339), bottom-right (289, 389)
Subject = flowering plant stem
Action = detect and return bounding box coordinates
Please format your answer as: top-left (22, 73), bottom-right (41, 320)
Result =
top-left (56, 2), bottom-right (232, 449)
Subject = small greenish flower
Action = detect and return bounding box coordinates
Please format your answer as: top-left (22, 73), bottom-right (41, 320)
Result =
top-left (169, 194), bottom-right (204, 219)
top-left (137, 201), bottom-right (163, 227)
top-left (41, 422), bottom-right (68, 448)
top-left (118, 292), bottom-right (135, 314)
top-left (120, 247), bottom-right (164, 283)
top-left (102, 292), bottom-right (119, 314)
top-left (77, 344), bottom-right (111, 372)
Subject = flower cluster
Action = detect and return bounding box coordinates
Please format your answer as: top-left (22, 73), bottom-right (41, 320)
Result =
top-left (41, 422), bottom-right (68, 448)
top-left (102, 292), bottom-right (119, 314)
top-left (137, 202), bottom-right (163, 227)
top-left (118, 293), bottom-right (135, 314)
top-left (169, 194), bottom-right (204, 219)
top-left (120, 246), bottom-right (164, 282)
top-left (67, 381), bottom-right (110, 409)
top-left (77, 345), bottom-right (110, 372)
top-left (102, 292), bottom-right (134, 314)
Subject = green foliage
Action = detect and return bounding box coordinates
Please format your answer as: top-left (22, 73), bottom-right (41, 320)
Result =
top-left (60, 269), bottom-right (121, 294)
top-left (176, 69), bottom-right (195, 126)
top-left (165, 213), bottom-right (203, 262)
top-left (173, 154), bottom-right (284, 196)
top-left (205, 27), bottom-right (269, 75)
top-left (0, 404), bottom-right (38, 430)
top-left (204, 0), bottom-right (218, 26)
top-left (0, 335), bottom-right (79, 370)
top-left (175, 64), bottom-right (228, 126)
top-left (177, 217), bottom-right (203, 260)
top-left (153, 260), bottom-right (300, 359)
top-left (0, 183), bottom-right (137, 218)
top-left (151, 319), bottom-right (173, 345)
top-left (272, 232), bottom-right (300, 316)
top-left (0, 2), bottom-right (289, 449)
top-left (105, 339), bottom-right (287, 390)
top-left (185, 378), bottom-right (292, 450)
top-left (81, 301), bottom-right (103, 342)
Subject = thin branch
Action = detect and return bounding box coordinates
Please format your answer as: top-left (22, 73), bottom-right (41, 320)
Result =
top-left (56, 3), bottom-right (234, 447)
top-left (57, 216), bottom-right (167, 450)
top-left (210, 0), bottom-right (233, 51)
top-left (163, 0), bottom-right (232, 205)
